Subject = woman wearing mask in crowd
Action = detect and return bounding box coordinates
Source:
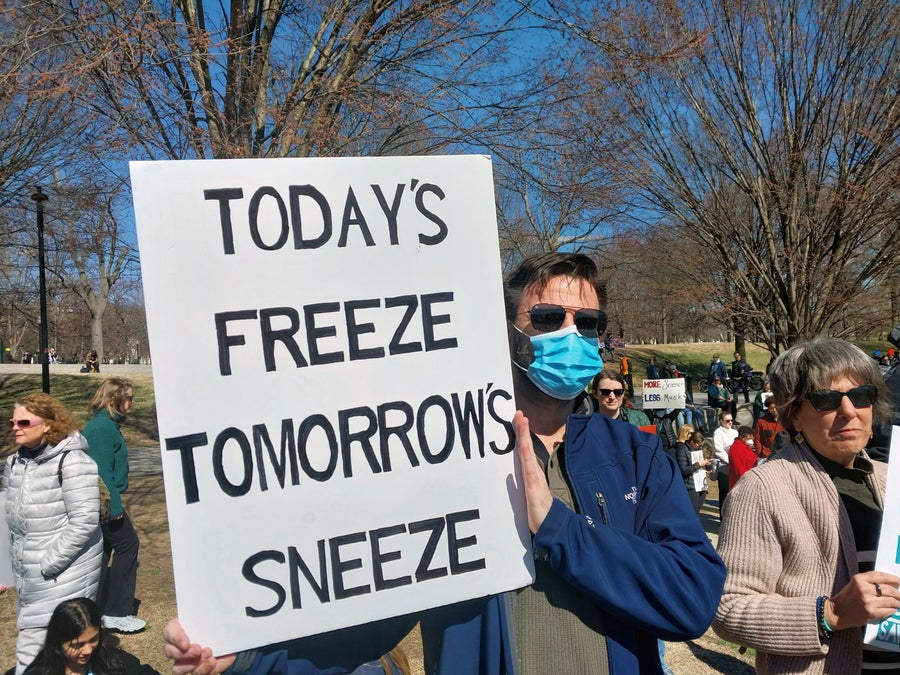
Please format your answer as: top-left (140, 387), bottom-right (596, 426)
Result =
top-left (674, 426), bottom-right (712, 516)
top-left (82, 378), bottom-right (146, 633)
top-left (3, 394), bottom-right (103, 674)
top-left (24, 597), bottom-right (159, 675)
top-left (713, 338), bottom-right (900, 674)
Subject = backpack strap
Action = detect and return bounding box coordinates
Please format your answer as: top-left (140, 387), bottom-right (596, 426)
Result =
top-left (57, 450), bottom-right (70, 486)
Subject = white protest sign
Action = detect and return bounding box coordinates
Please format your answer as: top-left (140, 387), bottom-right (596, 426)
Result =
top-left (865, 426), bottom-right (900, 651)
top-left (130, 156), bottom-right (532, 655)
top-left (0, 492), bottom-right (14, 586)
top-left (642, 378), bottom-right (686, 409)
top-left (690, 450), bottom-right (706, 493)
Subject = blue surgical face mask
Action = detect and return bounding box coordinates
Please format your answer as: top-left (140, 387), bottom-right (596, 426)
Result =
top-left (512, 324), bottom-right (603, 400)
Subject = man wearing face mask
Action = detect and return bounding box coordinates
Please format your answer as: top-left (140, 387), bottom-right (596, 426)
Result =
top-left (421, 252), bottom-right (726, 675)
top-left (164, 252), bottom-right (726, 675)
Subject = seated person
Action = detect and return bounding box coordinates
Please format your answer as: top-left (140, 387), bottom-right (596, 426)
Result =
top-left (707, 376), bottom-right (733, 411)
top-left (24, 597), bottom-right (159, 675)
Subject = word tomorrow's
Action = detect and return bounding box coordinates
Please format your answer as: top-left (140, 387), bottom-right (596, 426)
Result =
top-left (165, 385), bottom-right (514, 504)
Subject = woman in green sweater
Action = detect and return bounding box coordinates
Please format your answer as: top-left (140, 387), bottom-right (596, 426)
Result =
top-left (82, 379), bottom-right (146, 634)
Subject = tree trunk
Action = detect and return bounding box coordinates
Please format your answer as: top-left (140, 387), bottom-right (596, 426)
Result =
top-left (90, 311), bottom-right (105, 362)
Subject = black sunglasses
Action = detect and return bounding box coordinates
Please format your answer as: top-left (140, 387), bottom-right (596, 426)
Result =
top-left (596, 388), bottom-right (625, 398)
top-left (806, 385), bottom-right (877, 412)
top-left (520, 304), bottom-right (607, 337)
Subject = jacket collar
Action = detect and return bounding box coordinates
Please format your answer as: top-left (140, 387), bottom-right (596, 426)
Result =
top-left (14, 432), bottom-right (88, 464)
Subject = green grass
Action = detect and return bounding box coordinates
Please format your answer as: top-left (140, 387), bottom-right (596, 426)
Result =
top-left (618, 338), bottom-right (893, 385)
top-left (0, 373), bottom-right (159, 452)
top-left (711, 637), bottom-right (755, 658)
top-left (618, 343), bottom-right (772, 383)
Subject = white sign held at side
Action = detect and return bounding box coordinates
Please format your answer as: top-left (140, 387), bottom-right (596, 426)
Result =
top-left (864, 426), bottom-right (900, 651)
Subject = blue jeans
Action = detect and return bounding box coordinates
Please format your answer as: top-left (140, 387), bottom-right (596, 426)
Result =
top-left (676, 407), bottom-right (702, 430)
top-left (658, 639), bottom-right (675, 675)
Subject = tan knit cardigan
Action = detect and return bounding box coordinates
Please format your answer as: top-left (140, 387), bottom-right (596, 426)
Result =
top-left (712, 442), bottom-right (887, 675)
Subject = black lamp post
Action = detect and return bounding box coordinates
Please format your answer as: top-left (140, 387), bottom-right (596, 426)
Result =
top-left (32, 186), bottom-right (50, 393)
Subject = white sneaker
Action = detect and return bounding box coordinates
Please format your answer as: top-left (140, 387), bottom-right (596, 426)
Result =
top-left (101, 615), bottom-right (147, 633)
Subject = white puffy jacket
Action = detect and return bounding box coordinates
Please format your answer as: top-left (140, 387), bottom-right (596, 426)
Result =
top-left (3, 432), bottom-right (103, 629)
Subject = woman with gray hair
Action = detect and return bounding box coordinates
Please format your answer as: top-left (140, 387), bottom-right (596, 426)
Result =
top-left (713, 338), bottom-right (900, 674)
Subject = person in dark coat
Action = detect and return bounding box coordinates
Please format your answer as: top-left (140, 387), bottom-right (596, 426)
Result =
top-left (674, 427), bottom-right (712, 516)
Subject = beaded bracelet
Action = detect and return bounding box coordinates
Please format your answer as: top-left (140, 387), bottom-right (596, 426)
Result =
top-left (816, 595), bottom-right (834, 640)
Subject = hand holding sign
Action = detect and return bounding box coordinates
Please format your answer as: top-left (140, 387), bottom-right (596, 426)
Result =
top-left (864, 426), bottom-right (900, 651)
top-left (826, 571), bottom-right (900, 630)
top-left (163, 620), bottom-right (234, 675)
top-left (514, 410), bottom-right (553, 534)
top-left (164, 620), bottom-right (235, 675)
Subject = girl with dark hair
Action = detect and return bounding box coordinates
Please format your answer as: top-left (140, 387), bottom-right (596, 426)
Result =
top-left (24, 598), bottom-right (158, 675)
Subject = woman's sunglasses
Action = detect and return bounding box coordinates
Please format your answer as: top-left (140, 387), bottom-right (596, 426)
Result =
top-left (806, 385), bottom-right (877, 412)
top-left (8, 418), bottom-right (42, 429)
top-left (596, 388), bottom-right (625, 398)
top-left (520, 304), bottom-right (607, 337)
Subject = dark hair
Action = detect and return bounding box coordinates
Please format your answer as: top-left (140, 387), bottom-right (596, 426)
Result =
top-left (737, 425), bottom-right (754, 438)
top-left (25, 598), bottom-right (121, 675)
top-left (504, 252), bottom-right (606, 319)
top-left (591, 368), bottom-right (625, 395)
top-left (768, 337), bottom-right (892, 434)
top-left (688, 431), bottom-right (705, 445)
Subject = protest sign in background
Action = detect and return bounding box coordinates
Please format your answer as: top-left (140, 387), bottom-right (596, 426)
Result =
top-left (130, 156), bottom-right (532, 654)
top-left (864, 426), bottom-right (900, 651)
top-left (641, 378), bottom-right (686, 410)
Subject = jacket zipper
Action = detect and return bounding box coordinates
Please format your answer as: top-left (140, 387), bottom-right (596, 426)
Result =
top-left (595, 492), bottom-right (608, 525)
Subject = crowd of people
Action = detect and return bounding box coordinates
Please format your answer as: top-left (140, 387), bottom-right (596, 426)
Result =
top-left (2, 252), bottom-right (898, 675)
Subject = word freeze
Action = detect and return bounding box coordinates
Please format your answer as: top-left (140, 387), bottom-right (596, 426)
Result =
top-left (215, 292), bottom-right (457, 376)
